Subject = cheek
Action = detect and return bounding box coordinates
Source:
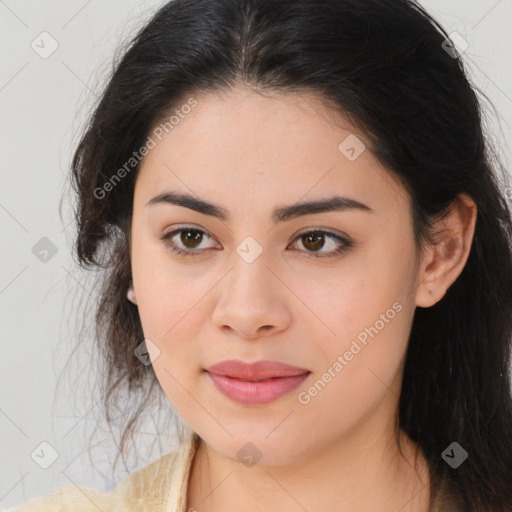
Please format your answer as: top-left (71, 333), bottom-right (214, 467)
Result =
top-left (131, 233), bottom-right (203, 334)
top-left (295, 245), bottom-right (414, 414)
top-left (292, 243), bottom-right (412, 351)
top-left (131, 243), bottom-right (214, 396)
top-left (296, 302), bottom-right (411, 439)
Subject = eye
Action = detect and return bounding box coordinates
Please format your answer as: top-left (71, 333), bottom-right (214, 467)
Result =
top-left (160, 226), bottom-right (218, 256)
top-left (288, 229), bottom-right (352, 259)
top-left (160, 226), bottom-right (352, 259)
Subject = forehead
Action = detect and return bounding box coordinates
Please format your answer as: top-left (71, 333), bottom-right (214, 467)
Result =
top-left (134, 87), bottom-right (409, 219)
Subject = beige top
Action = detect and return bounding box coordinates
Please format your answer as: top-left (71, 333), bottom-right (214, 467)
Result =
top-left (9, 431), bottom-right (459, 511)
top-left (9, 431), bottom-right (201, 512)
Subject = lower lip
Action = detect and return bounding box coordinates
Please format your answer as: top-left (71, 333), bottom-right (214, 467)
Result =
top-left (206, 371), bottom-right (310, 405)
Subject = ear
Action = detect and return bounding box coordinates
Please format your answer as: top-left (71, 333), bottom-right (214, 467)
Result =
top-left (127, 282), bottom-right (138, 305)
top-left (415, 193), bottom-right (477, 308)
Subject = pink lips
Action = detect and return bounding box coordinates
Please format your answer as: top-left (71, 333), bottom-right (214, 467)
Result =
top-left (205, 359), bottom-right (310, 405)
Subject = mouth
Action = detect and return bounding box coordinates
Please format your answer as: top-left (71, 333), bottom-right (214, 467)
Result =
top-left (205, 359), bottom-right (311, 405)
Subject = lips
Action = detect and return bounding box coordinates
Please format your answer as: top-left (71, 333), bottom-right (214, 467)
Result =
top-left (205, 359), bottom-right (311, 405)
top-left (206, 359), bottom-right (310, 379)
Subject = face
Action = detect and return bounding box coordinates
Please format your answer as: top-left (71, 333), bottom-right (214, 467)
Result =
top-left (129, 86), bottom-right (422, 466)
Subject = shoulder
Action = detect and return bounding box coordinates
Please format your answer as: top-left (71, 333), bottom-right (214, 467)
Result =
top-left (4, 484), bottom-right (116, 512)
top-left (8, 431), bottom-right (200, 512)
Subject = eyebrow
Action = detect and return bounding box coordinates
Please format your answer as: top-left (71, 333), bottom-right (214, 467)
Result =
top-left (146, 191), bottom-right (374, 223)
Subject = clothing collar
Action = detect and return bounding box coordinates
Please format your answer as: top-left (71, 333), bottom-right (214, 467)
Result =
top-left (165, 430), bottom-right (201, 512)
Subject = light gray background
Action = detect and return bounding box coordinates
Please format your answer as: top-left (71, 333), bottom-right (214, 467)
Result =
top-left (1, 0), bottom-right (511, 509)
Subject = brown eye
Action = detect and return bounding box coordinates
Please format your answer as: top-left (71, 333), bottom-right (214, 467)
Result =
top-left (290, 230), bottom-right (352, 259)
top-left (160, 227), bottom-right (217, 256)
top-left (302, 232), bottom-right (326, 251)
top-left (180, 229), bottom-right (204, 248)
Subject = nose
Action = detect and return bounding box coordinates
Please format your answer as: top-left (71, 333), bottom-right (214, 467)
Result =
top-left (212, 254), bottom-right (292, 340)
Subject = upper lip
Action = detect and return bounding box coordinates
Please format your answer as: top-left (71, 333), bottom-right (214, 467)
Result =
top-left (206, 359), bottom-right (310, 379)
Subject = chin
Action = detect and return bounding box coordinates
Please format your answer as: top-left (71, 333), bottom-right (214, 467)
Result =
top-left (203, 429), bottom-right (311, 468)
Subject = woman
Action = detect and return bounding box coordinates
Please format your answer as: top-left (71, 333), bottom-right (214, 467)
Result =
top-left (12, 0), bottom-right (512, 510)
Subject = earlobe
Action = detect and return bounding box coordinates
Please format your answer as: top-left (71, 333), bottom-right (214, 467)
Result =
top-left (415, 193), bottom-right (477, 308)
top-left (415, 245), bottom-right (442, 308)
top-left (127, 283), bottom-right (138, 305)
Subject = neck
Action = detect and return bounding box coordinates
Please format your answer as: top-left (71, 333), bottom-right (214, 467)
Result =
top-left (186, 413), bottom-right (431, 512)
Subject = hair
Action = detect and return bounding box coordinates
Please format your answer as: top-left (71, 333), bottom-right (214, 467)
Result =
top-left (66, 0), bottom-right (512, 509)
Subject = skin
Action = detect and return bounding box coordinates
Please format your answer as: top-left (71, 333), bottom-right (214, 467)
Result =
top-left (128, 85), bottom-right (477, 512)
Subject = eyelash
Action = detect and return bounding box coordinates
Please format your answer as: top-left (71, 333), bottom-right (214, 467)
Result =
top-left (159, 226), bottom-right (353, 259)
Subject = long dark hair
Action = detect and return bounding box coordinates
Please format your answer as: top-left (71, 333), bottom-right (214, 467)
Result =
top-left (67, 0), bottom-right (512, 508)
